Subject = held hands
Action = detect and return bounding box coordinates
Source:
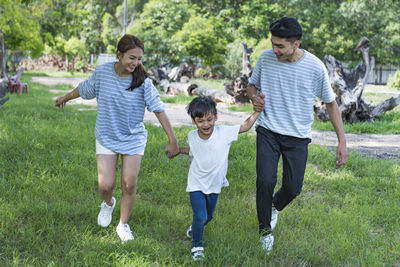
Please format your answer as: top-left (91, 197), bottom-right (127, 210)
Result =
top-left (251, 93), bottom-right (265, 112)
top-left (165, 140), bottom-right (179, 159)
top-left (336, 141), bottom-right (348, 166)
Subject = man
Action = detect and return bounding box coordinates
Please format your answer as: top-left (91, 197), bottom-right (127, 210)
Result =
top-left (247, 17), bottom-right (348, 253)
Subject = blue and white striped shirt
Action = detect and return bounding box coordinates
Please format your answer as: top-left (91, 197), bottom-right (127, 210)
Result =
top-left (78, 62), bottom-right (165, 155)
top-left (249, 49), bottom-right (335, 139)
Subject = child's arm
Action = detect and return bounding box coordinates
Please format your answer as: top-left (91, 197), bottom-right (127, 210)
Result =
top-left (179, 147), bottom-right (190, 155)
top-left (239, 111), bottom-right (261, 134)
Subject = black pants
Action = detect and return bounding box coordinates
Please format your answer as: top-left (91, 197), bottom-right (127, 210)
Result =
top-left (256, 126), bottom-right (311, 234)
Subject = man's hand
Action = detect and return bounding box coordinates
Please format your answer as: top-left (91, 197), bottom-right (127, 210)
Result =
top-left (251, 92), bottom-right (265, 112)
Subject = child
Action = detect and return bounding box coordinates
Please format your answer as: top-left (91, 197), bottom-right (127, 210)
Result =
top-left (176, 96), bottom-right (262, 260)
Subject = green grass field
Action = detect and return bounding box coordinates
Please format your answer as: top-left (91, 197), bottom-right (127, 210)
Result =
top-left (0, 74), bottom-right (399, 265)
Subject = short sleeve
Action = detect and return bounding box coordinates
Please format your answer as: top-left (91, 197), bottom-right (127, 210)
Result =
top-left (315, 67), bottom-right (336, 103)
top-left (78, 70), bottom-right (97, 100)
top-left (220, 125), bottom-right (240, 143)
top-left (144, 78), bottom-right (165, 112)
top-left (248, 51), bottom-right (264, 89)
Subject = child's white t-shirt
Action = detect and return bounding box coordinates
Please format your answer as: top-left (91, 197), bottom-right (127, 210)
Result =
top-left (186, 125), bottom-right (241, 194)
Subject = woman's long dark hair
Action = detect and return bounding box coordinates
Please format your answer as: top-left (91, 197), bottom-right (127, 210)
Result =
top-left (116, 34), bottom-right (149, 91)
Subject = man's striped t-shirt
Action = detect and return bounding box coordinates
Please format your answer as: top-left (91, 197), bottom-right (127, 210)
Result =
top-left (78, 62), bottom-right (165, 155)
top-left (249, 49), bottom-right (335, 139)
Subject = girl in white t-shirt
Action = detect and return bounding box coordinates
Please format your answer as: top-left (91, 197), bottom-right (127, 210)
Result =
top-left (175, 96), bottom-right (261, 261)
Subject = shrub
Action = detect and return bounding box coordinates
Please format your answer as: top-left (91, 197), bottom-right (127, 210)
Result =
top-left (224, 40), bottom-right (243, 79)
top-left (387, 70), bottom-right (400, 90)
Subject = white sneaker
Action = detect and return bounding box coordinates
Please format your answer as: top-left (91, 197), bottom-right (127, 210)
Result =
top-left (116, 222), bottom-right (134, 242)
top-left (260, 234), bottom-right (274, 254)
top-left (191, 247), bottom-right (205, 261)
top-left (186, 225), bottom-right (192, 238)
top-left (97, 196), bottom-right (116, 227)
top-left (271, 207), bottom-right (278, 230)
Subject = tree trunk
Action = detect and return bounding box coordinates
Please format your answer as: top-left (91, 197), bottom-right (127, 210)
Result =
top-left (225, 42), bottom-right (253, 103)
top-left (0, 29), bottom-right (6, 78)
top-left (314, 37), bottom-right (399, 122)
top-left (0, 77), bottom-right (9, 109)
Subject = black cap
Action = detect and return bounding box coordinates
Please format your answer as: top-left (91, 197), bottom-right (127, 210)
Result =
top-left (269, 17), bottom-right (302, 39)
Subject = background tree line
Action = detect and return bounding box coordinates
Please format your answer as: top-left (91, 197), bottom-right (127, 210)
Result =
top-left (1, 0), bottom-right (399, 78)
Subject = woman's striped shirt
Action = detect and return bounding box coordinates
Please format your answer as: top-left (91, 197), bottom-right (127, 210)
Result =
top-left (78, 62), bottom-right (165, 155)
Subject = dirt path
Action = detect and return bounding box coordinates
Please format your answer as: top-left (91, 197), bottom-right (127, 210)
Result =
top-left (34, 76), bottom-right (400, 161)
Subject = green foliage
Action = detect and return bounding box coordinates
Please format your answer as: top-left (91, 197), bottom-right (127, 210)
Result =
top-left (0, 0), bottom-right (44, 57)
top-left (251, 36), bottom-right (272, 67)
top-left (387, 70), bottom-right (400, 90)
top-left (65, 37), bottom-right (86, 60)
top-left (128, 0), bottom-right (191, 66)
top-left (224, 40), bottom-right (243, 79)
top-left (175, 14), bottom-right (229, 66)
top-left (236, 1), bottom-right (284, 41)
top-left (289, 0), bottom-right (400, 65)
top-left (101, 12), bottom-right (122, 53)
top-left (3, 0), bottom-right (400, 73)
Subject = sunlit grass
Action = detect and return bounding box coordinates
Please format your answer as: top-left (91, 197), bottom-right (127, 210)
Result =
top-left (24, 69), bottom-right (91, 78)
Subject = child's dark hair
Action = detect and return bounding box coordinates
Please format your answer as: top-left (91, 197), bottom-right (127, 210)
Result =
top-left (117, 34), bottom-right (149, 91)
top-left (187, 96), bottom-right (217, 119)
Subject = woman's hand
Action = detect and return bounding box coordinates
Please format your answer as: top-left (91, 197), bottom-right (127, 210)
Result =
top-left (165, 140), bottom-right (179, 158)
top-left (55, 95), bottom-right (68, 110)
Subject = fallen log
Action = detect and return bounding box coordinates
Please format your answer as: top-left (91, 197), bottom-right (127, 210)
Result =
top-left (189, 86), bottom-right (235, 104)
top-left (225, 42), bottom-right (252, 103)
top-left (314, 37), bottom-right (399, 122)
top-left (166, 76), bottom-right (197, 96)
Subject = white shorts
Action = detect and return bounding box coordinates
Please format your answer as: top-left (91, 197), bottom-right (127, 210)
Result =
top-left (96, 140), bottom-right (116, 155)
top-left (95, 139), bottom-right (144, 156)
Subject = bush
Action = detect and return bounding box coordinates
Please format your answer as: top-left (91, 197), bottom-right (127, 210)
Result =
top-left (224, 40), bottom-right (243, 79)
top-left (387, 70), bottom-right (400, 90)
top-left (74, 60), bottom-right (87, 72)
top-left (195, 66), bottom-right (210, 78)
top-left (251, 36), bottom-right (272, 67)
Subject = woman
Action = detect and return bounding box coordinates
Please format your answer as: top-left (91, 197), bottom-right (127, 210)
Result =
top-left (55, 35), bottom-right (179, 241)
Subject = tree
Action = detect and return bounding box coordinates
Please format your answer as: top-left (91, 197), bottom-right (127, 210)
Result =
top-left (175, 14), bottom-right (228, 66)
top-left (128, 0), bottom-right (192, 66)
top-left (0, 0), bottom-right (43, 72)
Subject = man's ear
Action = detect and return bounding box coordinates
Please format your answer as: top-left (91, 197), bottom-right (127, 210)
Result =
top-left (294, 40), bottom-right (300, 49)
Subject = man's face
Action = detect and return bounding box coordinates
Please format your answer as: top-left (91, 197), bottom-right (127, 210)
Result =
top-left (271, 35), bottom-right (300, 62)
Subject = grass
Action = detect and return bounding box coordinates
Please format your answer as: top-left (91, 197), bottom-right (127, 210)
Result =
top-left (160, 94), bottom-right (195, 104)
top-left (22, 69), bottom-right (91, 78)
top-left (1, 73), bottom-right (399, 265)
top-left (190, 78), bottom-right (229, 91)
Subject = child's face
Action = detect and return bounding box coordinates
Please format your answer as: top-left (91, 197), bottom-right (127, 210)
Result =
top-left (192, 113), bottom-right (218, 140)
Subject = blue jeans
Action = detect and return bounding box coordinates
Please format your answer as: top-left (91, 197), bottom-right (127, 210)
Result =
top-left (190, 191), bottom-right (219, 248)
